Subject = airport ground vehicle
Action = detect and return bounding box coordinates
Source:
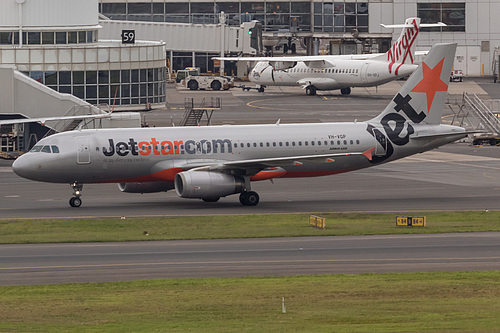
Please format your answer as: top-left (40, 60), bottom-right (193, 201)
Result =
top-left (176, 67), bottom-right (234, 91)
top-left (472, 133), bottom-right (500, 146)
top-left (450, 69), bottom-right (464, 82)
top-left (175, 68), bottom-right (200, 83)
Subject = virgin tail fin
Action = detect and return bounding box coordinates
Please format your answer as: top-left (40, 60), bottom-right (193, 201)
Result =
top-left (377, 17), bottom-right (446, 75)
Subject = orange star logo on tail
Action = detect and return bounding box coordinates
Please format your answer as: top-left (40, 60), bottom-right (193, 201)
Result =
top-left (411, 57), bottom-right (448, 113)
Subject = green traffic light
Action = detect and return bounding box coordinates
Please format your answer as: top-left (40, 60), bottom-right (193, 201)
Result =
top-left (248, 29), bottom-right (253, 35)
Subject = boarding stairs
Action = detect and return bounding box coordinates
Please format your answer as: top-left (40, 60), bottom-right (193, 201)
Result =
top-left (180, 97), bottom-right (221, 126)
top-left (448, 93), bottom-right (500, 136)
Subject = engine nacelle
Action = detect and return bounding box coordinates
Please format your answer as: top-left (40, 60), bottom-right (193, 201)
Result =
top-left (118, 181), bottom-right (174, 194)
top-left (174, 171), bottom-right (244, 200)
top-left (270, 61), bottom-right (297, 71)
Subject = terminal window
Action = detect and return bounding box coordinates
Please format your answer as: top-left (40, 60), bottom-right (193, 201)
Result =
top-left (418, 2), bottom-right (465, 32)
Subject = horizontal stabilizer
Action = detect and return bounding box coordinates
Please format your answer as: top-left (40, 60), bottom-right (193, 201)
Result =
top-left (411, 130), bottom-right (480, 140)
top-left (381, 22), bottom-right (446, 29)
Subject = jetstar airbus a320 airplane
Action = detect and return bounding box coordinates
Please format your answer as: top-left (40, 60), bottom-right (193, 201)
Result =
top-left (217, 17), bottom-right (444, 96)
top-left (13, 43), bottom-right (465, 208)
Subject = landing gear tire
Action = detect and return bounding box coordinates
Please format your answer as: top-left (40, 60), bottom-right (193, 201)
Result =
top-left (188, 80), bottom-right (199, 91)
top-left (340, 87), bottom-right (351, 95)
top-left (258, 86), bottom-right (265, 93)
top-left (239, 191), bottom-right (259, 206)
top-left (305, 85), bottom-right (317, 96)
top-left (69, 197), bottom-right (82, 208)
top-left (211, 80), bottom-right (222, 91)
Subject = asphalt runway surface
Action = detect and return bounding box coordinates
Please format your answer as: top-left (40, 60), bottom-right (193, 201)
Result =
top-left (1, 78), bottom-right (499, 285)
top-left (2, 232), bottom-right (500, 286)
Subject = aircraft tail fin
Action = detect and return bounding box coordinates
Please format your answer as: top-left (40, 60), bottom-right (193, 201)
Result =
top-left (372, 43), bottom-right (457, 125)
top-left (376, 17), bottom-right (446, 75)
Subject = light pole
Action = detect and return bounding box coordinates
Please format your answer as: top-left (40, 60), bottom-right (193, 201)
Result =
top-left (219, 11), bottom-right (227, 76)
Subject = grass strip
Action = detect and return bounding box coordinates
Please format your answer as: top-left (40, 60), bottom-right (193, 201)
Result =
top-left (0, 211), bottom-right (499, 244)
top-left (1, 271), bottom-right (500, 332)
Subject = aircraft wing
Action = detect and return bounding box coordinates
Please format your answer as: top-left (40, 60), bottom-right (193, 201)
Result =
top-left (184, 148), bottom-right (375, 175)
top-left (0, 113), bottom-right (112, 127)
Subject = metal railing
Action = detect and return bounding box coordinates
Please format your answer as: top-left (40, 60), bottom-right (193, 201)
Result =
top-left (180, 97), bottom-right (221, 126)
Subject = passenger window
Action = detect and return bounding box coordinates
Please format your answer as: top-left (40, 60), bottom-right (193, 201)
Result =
top-left (234, 143), bottom-right (237, 148)
top-left (30, 146), bottom-right (43, 152)
top-left (41, 145), bottom-right (51, 153)
top-left (356, 140), bottom-right (360, 144)
top-left (260, 142), bottom-right (263, 147)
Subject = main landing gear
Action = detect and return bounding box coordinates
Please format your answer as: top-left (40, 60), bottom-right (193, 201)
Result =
top-left (305, 85), bottom-right (317, 96)
top-left (239, 191), bottom-right (259, 206)
top-left (340, 87), bottom-right (351, 95)
top-left (69, 182), bottom-right (83, 207)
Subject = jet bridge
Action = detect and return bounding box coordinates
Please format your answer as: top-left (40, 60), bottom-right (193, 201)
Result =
top-left (0, 66), bottom-right (141, 153)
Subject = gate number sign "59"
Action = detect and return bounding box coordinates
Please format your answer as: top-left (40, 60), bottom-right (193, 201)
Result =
top-left (121, 30), bottom-right (135, 44)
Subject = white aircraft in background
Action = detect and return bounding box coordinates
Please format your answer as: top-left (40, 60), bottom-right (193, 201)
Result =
top-left (13, 43), bottom-right (466, 208)
top-left (217, 17), bottom-right (445, 96)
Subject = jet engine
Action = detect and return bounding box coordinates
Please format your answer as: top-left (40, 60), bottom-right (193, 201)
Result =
top-left (270, 61), bottom-right (297, 70)
top-left (118, 181), bottom-right (174, 193)
top-left (174, 171), bottom-right (245, 200)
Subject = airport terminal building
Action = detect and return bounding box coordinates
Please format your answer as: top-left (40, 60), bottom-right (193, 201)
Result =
top-left (0, 0), bottom-right (167, 108)
top-left (97, 0), bottom-right (499, 77)
top-left (1, 0), bottom-right (499, 109)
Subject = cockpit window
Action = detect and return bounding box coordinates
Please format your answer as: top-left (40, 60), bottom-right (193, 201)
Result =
top-left (29, 145), bottom-right (60, 153)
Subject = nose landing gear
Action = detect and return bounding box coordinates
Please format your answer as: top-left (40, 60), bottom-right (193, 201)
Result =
top-left (69, 182), bottom-right (83, 207)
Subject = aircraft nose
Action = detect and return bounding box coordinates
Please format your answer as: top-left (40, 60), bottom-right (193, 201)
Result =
top-left (12, 154), bottom-right (39, 180)
top-left (12, 155), bottom-right (31, 178)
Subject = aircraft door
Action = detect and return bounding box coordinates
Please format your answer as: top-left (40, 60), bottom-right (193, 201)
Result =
top-left (76, 137), bottom-right (90, 164)
top-left (374, 131), bottom-right (387, 156)
top-left (361, 63), bottom-right (369, 83)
